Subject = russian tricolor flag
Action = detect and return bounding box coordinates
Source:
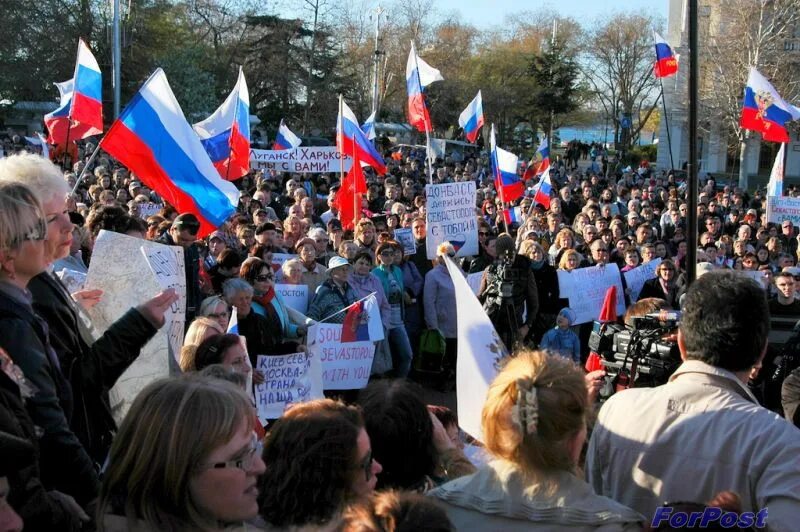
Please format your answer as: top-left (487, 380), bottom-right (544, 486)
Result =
top-left (193, 67), bottom-right (251, 181)
top-left (337, 98), bottom-right (387, 175)
top-left (362, 111), bottom-right (377, 141)
top-left (406, 41), bottom-right (443, 133)
top-left (741, 67), bottom-right (800, 143)
top-left (653, 31), bottom-right (678, 79)
top-left (532, 161), bottom-right (553, 209)
top-left (100, 69), bottom-right (240, 238)
top-left (458, 90), bottom-right (484, 144)
top-left (490, 124), bottom-right (524, 203)
top-left (523, 136), bottom-right (550, 181)
top-left (502, 206), bottom-right (523, 226)
top-left (273, 119), bottom-right (302, 150)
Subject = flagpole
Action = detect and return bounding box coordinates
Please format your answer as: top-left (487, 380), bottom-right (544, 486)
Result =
top-left (70, 142), bottom-right (103, 196)
top-left (319, 291), bottom-right (377, 323)
top-left (412, 42), bottom-right (434, 184)
top-left (657, 76), bottom-right (676, 172)
top-left (61, 120), bottom-right (73, 171)
top-left (225, 76), bottom-right (238, 182)
top-left (351, 117), bottom-right (359, 230)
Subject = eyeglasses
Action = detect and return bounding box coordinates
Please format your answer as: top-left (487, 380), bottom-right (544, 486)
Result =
top-left (478, 232), bottom-right (489, 236)
top-left (208, 433), bottom-right (262, 471)
top-left (379, 249), bottom-right (394, 256)
top-left (206, 311), bottom-right (229, 319)
top-left (358, 449), bottom-right (373, 481)
top-left (256, 274), bottom-right (274, 282)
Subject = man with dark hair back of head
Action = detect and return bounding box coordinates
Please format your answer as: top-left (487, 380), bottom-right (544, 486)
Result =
top-left (586, 270), bottom-right (800, 530)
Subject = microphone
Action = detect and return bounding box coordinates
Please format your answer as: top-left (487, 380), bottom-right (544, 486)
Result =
top-left (645, 310), bottom-right (682, 322)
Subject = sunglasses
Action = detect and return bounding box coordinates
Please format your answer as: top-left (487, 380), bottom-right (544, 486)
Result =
top-left (479, 232), bottom-right (489, 236)
top-left (256, 274), bottom-right (274, 282)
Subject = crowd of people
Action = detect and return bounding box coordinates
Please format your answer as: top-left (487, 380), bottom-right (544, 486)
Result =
top-left (0, 135), bottom-right (799, 531)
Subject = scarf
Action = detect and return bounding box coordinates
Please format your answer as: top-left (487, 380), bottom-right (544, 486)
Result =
top-left (530, 259), bottom-right (545, 271)
top-left (254, 286), bottom-right (276, 306)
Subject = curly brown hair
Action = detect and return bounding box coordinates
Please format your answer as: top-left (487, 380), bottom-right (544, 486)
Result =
top-left (258, 399), bottom-right (365, 528)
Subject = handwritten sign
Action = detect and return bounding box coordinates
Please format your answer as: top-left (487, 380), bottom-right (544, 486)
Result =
top-left (250, 147), bottom-right (353, 173)
top-left (254, 353), bottom-right (323, 420)
top-left (141, 247), bottom-right (187, 363)
top-left (623, 258), bottom-right (661, 302)
top-left (275, 283), bottom-right (309, 314)
top-left (557, 264), bottom-right (626, 325)
top-left (137, 202), bottom-right (163, 219)
top-left (308, 323), bottom-right (375, 390)
top-left (86, 231), bottom-right (186, 423)
top-left (393, 228), bottom-right (416, 255)
top-left (425, 182), bottom-right (479, 259)
top-left (767, 196), bottom-right (800, 225)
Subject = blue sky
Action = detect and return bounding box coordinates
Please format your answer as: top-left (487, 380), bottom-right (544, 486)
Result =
top-left (433, 0), bottom-right (668, 29)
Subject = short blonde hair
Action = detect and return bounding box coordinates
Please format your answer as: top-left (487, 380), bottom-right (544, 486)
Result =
top-left (97, 375), bottom-right (254, 530)
top-left (0, 182), bottom-right (45, 253)
top-left (281, 258), bottom-right (303, 280)
top-left (482, 350), bottom-right (587, 482)
top-left (558, 249), bottom-right (583, 271)
top-left (0, 151), bottom-right (69, 205)
top-left (180, 316), bottom-right (225, 371)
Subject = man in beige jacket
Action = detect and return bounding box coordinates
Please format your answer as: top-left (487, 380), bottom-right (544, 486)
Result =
top-left (586, 270), bottom-right (800, 531)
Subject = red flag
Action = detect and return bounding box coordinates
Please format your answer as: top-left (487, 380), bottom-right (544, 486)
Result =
top-left (333, 154), bottom-right (366, 231)
top-left (598, 285), bottom-right (619, 323)
top-left (341, 300), bottom-right (366, 342)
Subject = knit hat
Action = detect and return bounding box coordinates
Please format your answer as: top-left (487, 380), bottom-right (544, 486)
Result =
top-left (558, 307), bottom-right (577, 326)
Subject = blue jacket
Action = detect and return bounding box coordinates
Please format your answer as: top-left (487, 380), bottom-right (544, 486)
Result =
top-left (540, 327), bottom-right (581, 363)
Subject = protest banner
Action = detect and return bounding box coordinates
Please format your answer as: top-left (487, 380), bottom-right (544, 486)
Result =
top-left (250, 147), bottom-right (353, 173)
top-left (85, 231), bottom-right (186, 423)
top-left (307, 323), bottom-right (375, 390)
top-left (141, 246), bottom-right (187, 362)
top-left (623, 258), bottom-right (662, 302)
top-left (137, 202), bottom-right (163, 219)
top-left (766, 196), bottom-right (800, 225)
top-left (274, 283), bottom-right (309, 314)
top-left (425, 181), bottom-right (479, 259)
top-left (253, 352), bottom-right (323, 421)
top-left (393, 228), bottom-right (416, 255)
top-left (557, 264), bottom-right (626, 325)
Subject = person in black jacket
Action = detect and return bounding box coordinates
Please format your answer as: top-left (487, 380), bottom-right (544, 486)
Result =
top-left (637, 259), bottom-right (683, 310)
top-left (519, 240), bottom-right (561, 346)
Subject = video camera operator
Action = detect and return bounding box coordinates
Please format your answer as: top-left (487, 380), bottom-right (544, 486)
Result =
top-left (586, 270), bottom-right (800, 529)
top-left (477, 233), bottom-right (538, 350)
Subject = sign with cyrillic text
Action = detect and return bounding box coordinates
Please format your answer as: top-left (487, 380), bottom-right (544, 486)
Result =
top-left (254, 352), bottom-right (323, 420)
top-left (250, 147), bottom-right (353, 173)
top-left (425, 182), bottom-right (478, 259)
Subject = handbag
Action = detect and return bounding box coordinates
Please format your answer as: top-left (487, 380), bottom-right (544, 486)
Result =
top-left (414, 328), bottom-right (446, 374)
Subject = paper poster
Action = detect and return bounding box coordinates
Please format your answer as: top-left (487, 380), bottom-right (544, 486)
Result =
top-left (274, 283), bottom-right (309, 314)
top-left (557, 263), bottom-right (626, 325)
top-left (250, 147), bottom-right (353, 173)
top-left (307, 323), bottom-right (375, 390)
top-left (253, 352), bottom-right (323, 420)
top-left (137, 202), bottom-right (163, 219)
top-left (85, 230), bottom-right (186, 423)
top-left (393, 228), bottom-right (416, 255)
top-left (141, 246), bottom-right (187, 363)
top-left (426, 182), bottom-right (479, 259)
top-left (623, 258), bottom-right (662, 302)
top-left (766, 196), bottom-right (800, 225)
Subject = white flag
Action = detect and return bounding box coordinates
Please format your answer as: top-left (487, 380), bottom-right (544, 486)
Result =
top-left (767, 143), bottom-right (785, 197)
top-left (444, 256), bottom-right (508, 441)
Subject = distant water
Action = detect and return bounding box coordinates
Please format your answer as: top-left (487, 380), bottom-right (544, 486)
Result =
top-left (557, 126), bottom-right (655, 146)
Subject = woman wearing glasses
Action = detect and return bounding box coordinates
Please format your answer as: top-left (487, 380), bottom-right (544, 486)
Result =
top-left (258, 399), bottom-right (381, 530)
top-left (638, 259), bottom-right (682, 309)
top-left (98, 375), bottom-right (265, 530)
top-left (240, 257), bottom-right (308, 340)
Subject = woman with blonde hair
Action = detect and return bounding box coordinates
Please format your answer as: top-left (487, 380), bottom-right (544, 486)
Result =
top-left (428, 350), bottom-right (643, 530)
top-left (97, 375), bottom-right (265, 530)
top-left (549, 228), bottom-right (575, 266)
top-left (557, 248), bottom-right (583, 272)
top-left (180, 317), bottom-right (225, 372)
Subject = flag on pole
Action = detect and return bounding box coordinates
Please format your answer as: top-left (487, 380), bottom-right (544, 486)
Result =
top-left (341, 294), bottom-right (384, 342)
top-left (362, 111), bottom-right (377, 141)
top-left (653, 31), bottom-right (678, 78)
top-left (100, 69), bottom-right (240, 238)
top-left (532, 162), bottom-right (553, 209)
top-left (406, 41), bottom-right (444, 133)
top-left (336, 98), bottom-right (386, 174)
top-left (193, 67), bottom-right (251, 181)
top-left (443, 255), bottom-right (507, 441)
top-left (740, 67), bottom-right (800, 143)
top-left (273, 119), bottom-right (302, 150)
top-left (767, 143), bottom-right (786, 197)
top-left (332, 151), bottom-right (367, 230)
top-left (522, 136), bottom-right (550, 182)
top-left (502, 206), bottom-right (523, 225)
top-left (458, 90), bottom-right (484, 143)
top-left (69, 39), bottom-right (103, 135)
top-left (490, 124), bottom-right (524, 203)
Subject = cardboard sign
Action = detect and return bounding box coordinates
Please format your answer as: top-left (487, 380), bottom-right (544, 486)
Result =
top-left (425, 182), bottom-right (479, 259)
top-left (307, 323), bottom-right (375, 390)
top-left (766, 196), bottom-right (800, 225)
top-left (623, 258), bottom-right (662, 302)
top-left (557, 264), bottom-right (626, 325)
top-left (253, 352), bottom-right (323, 420)
top-left (274, 283), bottom-right (309, 314)
top-left (250, 147), bottom-right (353, 173)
